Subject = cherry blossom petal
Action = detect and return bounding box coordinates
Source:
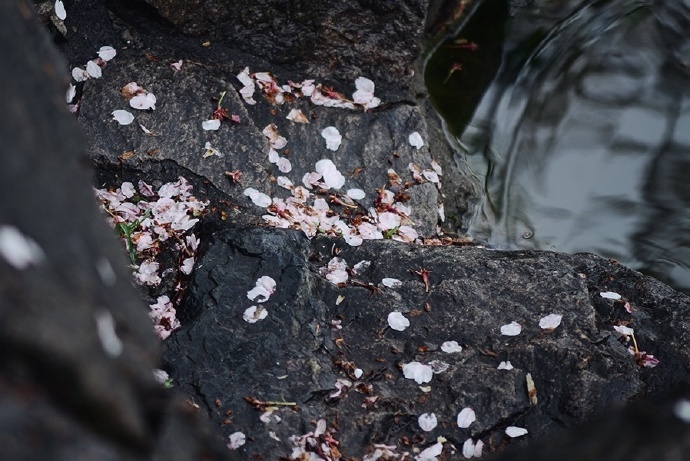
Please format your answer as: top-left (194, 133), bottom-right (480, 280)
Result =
top-left (429, 360), bottom-right (450, 374)
top-left (321, 126), bottom-right (342, 151)
top-left (600, 291), bottom-right (621, 300)
top-left (326, 269), bottom-right (349, 285)
top-left (243, 188), bottom-right (272, 208)
top-left (202, 119), bottom-right (220, 130)
top-left (505, 426), bottom-right (528, 438)
top-left (387, 311), bottom-right (410, 331)
top-left (498, 361), bottom-right (514, 370)
top-left (614, 325), bottom-right (634, 336)
top-left (462, 438), bottom-right (483, 459)
top-left (500, 321), bottom-right (522, 336)
top-left (418, 413), bottom-right (437, 432)
top-left (72, 67), bottom-right (89, 82)
top-left (539, 313), bottom-right (563, 330)
top-left (54, 0), bottom-right (66, 20)
top-left (0, 225), bottom-right (45, 269)
top-left (86, 60), bottom-right (102, 78)
top-left (674, 399), bottom-right (690, 423)
top-left (457, 407), bottom-right (476, 428)
top-left (277, 176), bottom-right (294, 189)
top-left (111, 109), bottom-right (134, 126)
top-left (243, 306), bottom-right (268, 323)
top-left (441, 341), bottom-right (463, 353)
top-left (382, 278), bottom-right (402, 288)
top-left (65, 83), bottom-right (76, 103)
top-left (408, 131), bottom-right (424, 149)
top-left (130, 93), bottom-right (156, 110)
top-left (346, 189), bottom-right (365, 200)
top-left (286, 108), bottom-right (309, 123)
top-left (417, 442), bottom-right (443, 459)
top-left (227, 431), bottom-right (246, 449)
top-left (181, 257), bottom-right (194, 275)
top-left (98, 46), bottom-right (117, 61)
top-left (315, 159), bottom-right (345, 189)
top-left (402, 361), bottom-right (433, 384)
top-left (277, 157), bottom-right (292, 173)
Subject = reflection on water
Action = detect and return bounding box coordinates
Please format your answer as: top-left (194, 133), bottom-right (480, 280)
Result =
top-left (444, 1), bottom-right (690, 293)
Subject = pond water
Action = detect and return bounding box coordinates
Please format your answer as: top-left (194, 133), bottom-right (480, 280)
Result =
top-left (426, 0), bottom-right (690, 294)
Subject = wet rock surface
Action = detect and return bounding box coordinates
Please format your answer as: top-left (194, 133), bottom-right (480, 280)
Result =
top-left (4, 0), bottom-right (690, 460)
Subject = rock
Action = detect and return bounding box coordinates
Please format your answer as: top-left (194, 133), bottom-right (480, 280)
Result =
top-left (163, 226), bottom-right (690, 458)
top-left (137, 0), bottom-right (425, 101)
top-left (0, 1), bottom-right (237, 459)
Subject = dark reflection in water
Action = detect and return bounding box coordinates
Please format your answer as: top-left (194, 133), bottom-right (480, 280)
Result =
top-left (437, 1), bottom-right (690, 293)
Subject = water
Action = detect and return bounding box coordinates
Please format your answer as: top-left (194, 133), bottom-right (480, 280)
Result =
top-left (426, 0), bottom-right (690, 294)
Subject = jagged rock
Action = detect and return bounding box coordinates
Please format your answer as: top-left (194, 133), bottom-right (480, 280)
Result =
top-left (163, 225), bottom-right (690, 458)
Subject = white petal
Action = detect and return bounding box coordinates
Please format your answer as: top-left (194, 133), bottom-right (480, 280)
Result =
top-left (387, 311), bottom-right (410, 331)
top-left (277, 157), bottom-right (292, 173)
top-left (417, 442), bottom-right (443, 459)
top-left (98, 46), bottom-right (117, 61)
top-left (457, 407), bottom-right (476, 428)
top-left (276, 176), bottom-right (294, 189)
top-left (243, 188), bottom-right (272, 208)
top-left (355, 76), bottom-right (376, 93)
top-left (112, 110), bottom-right (134, 125)
top-left (86, 60), bottom-right (102, 78)
top-left (72, 67), bottom-right (89, 82)
top-left (227, 431), bottom-right (246, 449)
top-left (286, 108), bottom-right (309, 123)
top-left (441, 341), bottom-right (463, 353)
top-left (539, 313), bottom-right (563, 330)
top-left (402, 362), bottom-right (433, 384)
top-left (55, 0), bottom-right (66, 19)
top-left (202, 119), bottom-right (220, 130)
top-left (130, 93), bottom-right (156, 110)
top-left (418, 413), bottom-right (437, 432)
top-left (243, 306), bottom-right (268, 323)
top-left (497, 361), bottom-right (514, 370)
top-left (429, 360), bottom-right (450, 374)
top-left (354, 368), bottom-right (363, 379)
top-left (346, 189), bottom-right (365, 200)
top-left (382, 278), bottom-right (402, 288)
top-left (321, 126), bottom-right (342, 151)
top-left (0, 225), bottom-right (45, 269)
top-left (500, 321), bottom-right (522, 336)
top-left (600, 291), bottom-right (621, 300)
top-left (65, 83), bottom-right (76, 103)
top-left (673, 399), bottom-right (690, 423)
top-left (408, 131), bottom-right (424, 149)
top-left (614, 325), bottom-right (634, 336)
top-left (315, 159), bottom-right (345, 189)
top-left (326, 269), bottom-right (349, 285)
top-left (505, 426), bottom-right (528, 438)
top-left (462, 438), bottom-right (476, 459)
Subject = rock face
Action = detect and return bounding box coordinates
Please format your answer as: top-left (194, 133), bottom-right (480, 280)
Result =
top-left (3, 0), bottom-right (689, 459)
top-left (0, 1), bottom-right (237, 460)
top-left (164, 225), bottom-right (690, 458)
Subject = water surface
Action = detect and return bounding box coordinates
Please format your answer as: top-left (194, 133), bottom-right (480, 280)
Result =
top-left (428, 0), bottom-right (690, 294)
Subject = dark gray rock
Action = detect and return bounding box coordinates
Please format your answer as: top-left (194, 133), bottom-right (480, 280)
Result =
top-left (0, 1), bottom-right (237, 459)
top-left (164, 226), bottom-right (690, 458)
top-left (137, 0), bottom-right (425, 102)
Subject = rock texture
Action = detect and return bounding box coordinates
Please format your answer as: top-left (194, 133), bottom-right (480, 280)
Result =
top-left (164, 225), bottom-right (690, 458)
